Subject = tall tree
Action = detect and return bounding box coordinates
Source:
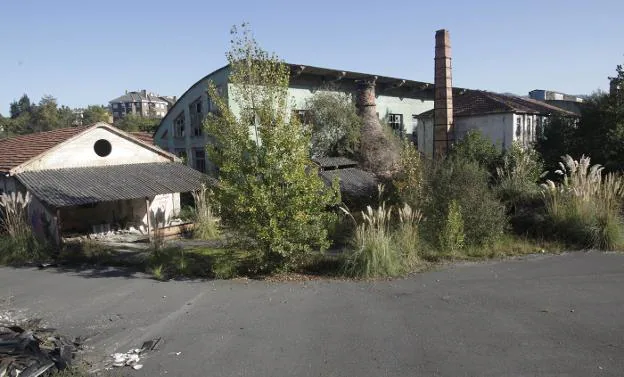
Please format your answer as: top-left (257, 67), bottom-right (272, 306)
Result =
top-left (205, 24), bottom-right (339, 271)
top-left (82, 105), bottom-right (110, 125)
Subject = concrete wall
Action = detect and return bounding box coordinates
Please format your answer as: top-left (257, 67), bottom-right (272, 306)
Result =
top-left (20, 127), bottom-right (171, 172)
top-left (59, 193), bottom-right (181, 235)
top-left (155, 66), bottom-right (434, 172)
top-left (155, 66), bottom-right (229, 175)
top-left (455, 113), bottom-right (515, 150)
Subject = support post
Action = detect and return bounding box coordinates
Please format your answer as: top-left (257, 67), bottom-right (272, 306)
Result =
top-left (145, 198), bottom-right (152, 242)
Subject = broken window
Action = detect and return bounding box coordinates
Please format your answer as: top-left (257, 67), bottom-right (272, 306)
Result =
top-left (388, 114), bottom-right (404, 136)
top-left (174, 148), bottom-right (187, 163)
top-left (527, 117), bottom-right (532, 141)
top-left (194, 149), bottom-right (206, 173)
top-left (411, 114), bottom-right (419, 146)
top-left (174, 112), bottom-right (185, 138)
top-left (516, 117), bottom-right (522, 138)
top-left (189, 98), bottom-right (203, 137)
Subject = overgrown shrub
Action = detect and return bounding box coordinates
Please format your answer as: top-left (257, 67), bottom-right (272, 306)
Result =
top-left (191, 183), bottom-right (220, 240)
top-left (0, 192), bottom-right (49, 264)
top-left (305, 91), bottom-right (361, 158)
top-left (342, 203), bottom-right (402, 278)
top-left (421, 160), bottom-right (506, 248)
top-left (341, 185), bottom-right (423, 278)
top-left (438, 200), bottom-right (465, 256)
top-left (392, 139), bottom-right (424, 207)
top-left (204, 24), bottom-right (339, 271)
top-left (542, 155), bottom-right (624, 249)
top-left (496, 143), bottom-right (544, 206)
top-left (448, 130), bottom-right (502, 173)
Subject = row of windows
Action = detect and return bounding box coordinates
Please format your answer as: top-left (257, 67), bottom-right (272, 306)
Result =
top-left (112, 102), bottom-right (167, 110)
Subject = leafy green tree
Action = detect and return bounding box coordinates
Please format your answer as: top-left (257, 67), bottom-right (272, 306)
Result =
top-left (448, 130), bottom-right (502, 174)
top-left (9, 94), bottom-right (31, 119)
top-left (305, 91), bottom-right (361, 158)
top-left (204, 24), bottom-right (339, 271)
top-left (114, 113), bottom-right (160, 133)
top-left (82, 105), bottom-right (110, 125)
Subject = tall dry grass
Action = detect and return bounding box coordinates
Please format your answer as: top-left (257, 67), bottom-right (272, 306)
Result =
top-left (341, 185), bottom-right (423, 278)
top-left (191, 183), bottom-right (221, 240)
top-left (0, 191), bottom-right (47, 264)
top-left (541, 155), bottom-right (624, 249)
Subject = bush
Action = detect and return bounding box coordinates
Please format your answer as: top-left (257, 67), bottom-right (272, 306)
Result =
top-left (541, 155), bottom-right (624, 249)
top-left (392, 140), bottom-right (424, 207)
top-left (421, 160), bottom-right (507, 248)
top-left (0, 233), bottom-right (48, 265)
top-left (305, 91), bottom-right (361, 158)
top-left (448, 130), bottom-right (502, 173)
top-left (496, 143), bottom-right (544, 206)
top-left (438, 200), bottom-right (465, 256)
top-left (342, 203), bottom-right (403, 278)
top-left (204, 25), bottom-right (339, 272)
top-left (191, 183), bottom-right (220, 240)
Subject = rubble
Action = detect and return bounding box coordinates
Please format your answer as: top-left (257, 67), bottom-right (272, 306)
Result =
top-left (107, 337), bottom-right (161, 371)
top-left (0, 319), bottom-right (81, 377)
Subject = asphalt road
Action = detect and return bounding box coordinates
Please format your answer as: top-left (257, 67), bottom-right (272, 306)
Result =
top-left (1, 252), bottom-right (623, 377)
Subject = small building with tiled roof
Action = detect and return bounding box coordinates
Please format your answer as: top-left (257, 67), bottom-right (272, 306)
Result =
top-left (0, 123), bottom-right (210, 244)
top-left (414, 90), bottom-right (578, 156)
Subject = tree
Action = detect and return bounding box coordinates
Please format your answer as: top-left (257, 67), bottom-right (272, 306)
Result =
top-left (204, 24), bottom-right (339, 271)
top-left (9, 94), bottom-right (31, 119)
top-left (448, 130), bottom-right (502, 174)
top-left (114, 113), bottom-right (160, 133)
top-left (305, 91), bottom-right (361, 158)
top-left (82, 105), bottom-right (110, 125)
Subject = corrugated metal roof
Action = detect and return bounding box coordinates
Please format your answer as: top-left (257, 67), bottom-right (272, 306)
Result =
top-left (16, 162), bottom-right (215, 208)
top-left (319, 168), bottom-right (377, 198)
top-left (312, 157), bottom-right (358, 169)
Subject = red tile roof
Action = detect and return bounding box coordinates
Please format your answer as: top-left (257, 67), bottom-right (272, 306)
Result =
top-left (0, 127), bottom-right (88, 173)
top-left (129, 132), bottom-right (155, 145)
top-left (418, 90), bottom-right (578, 118)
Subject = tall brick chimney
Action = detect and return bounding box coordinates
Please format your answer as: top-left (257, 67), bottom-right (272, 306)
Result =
top-left (433, 29), bottom-right (454, 157)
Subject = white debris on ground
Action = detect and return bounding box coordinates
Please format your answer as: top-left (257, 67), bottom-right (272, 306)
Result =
top-left (111, 349), bottom-right (143, 370)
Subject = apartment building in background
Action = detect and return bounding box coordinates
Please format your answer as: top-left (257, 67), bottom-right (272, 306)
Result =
top-left (109, 90), bottom-right (176, 121)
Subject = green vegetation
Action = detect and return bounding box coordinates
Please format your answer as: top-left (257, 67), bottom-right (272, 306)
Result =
top-left (190, 184), bottom-right (220, 240)
top-left (542, 155), bottom-right (624, 249)
top-left (0, 192), bottom-right (50, 264)
top-left (113, 113), bottom-right (160, 133)
top-left (204, 23), bottom-right (339, 272)
top-left (305, 91), bottom-right (362, 158)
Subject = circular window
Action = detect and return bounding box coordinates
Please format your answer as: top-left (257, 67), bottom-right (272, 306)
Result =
top-left (94, 139), bottom-right (112, 157)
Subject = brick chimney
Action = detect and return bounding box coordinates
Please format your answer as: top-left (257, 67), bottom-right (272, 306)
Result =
top-left (433, 29), bottom-right (454, 157)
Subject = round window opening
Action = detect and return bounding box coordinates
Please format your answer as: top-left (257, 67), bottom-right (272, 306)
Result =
top-left (94, 139), bottom-right (112, 157)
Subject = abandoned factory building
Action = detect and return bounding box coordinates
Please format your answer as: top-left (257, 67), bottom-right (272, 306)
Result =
top-left (0, 122), bottom-right (210, 244)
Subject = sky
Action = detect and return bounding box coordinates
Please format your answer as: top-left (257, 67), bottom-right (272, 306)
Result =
top-left (1, 0), bottom-right (623, 115)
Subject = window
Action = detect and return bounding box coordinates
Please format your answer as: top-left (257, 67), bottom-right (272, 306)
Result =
top-left (189, 98), bottom-right (203, 137)
top-left (174, 112), bottom-right (185, 138)
top-left (113, 103), bottom-right (119, 109)
top-left (388, 114), bottom-right (404, 136)
top-left (527, 117), bottom-right (532, 141)
top-left (411, 114), bottom-right (419, 146)
top-left (194, 149), bottom-right (206, 173)
top-left (174, 148), bottom-right (187, 162)
top-left (94, 139), bottom-right (112, 157)
top-left (516, 116), bottom-right (522, 137)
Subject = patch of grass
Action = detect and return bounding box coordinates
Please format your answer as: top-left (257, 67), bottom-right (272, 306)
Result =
top-left (0, 233), bottom-right (51, 265)
top-left (191, 184), bottom-right (221, 240)
top-left (150, 264), bottom-right (165, 281)
top-left (542, 155), bottom-right (624, 250)
top-left (50, 366), bottom-right (91, 377)
top-left (148, 246), bottom-right (253, 279)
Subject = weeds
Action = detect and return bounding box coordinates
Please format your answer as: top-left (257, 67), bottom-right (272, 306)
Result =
top-left (438, 200), bottom-right (465, 257)
top-left (191, 183), bottom-right (220, 240)
top-left (542, 155), bottom-right (624, 249)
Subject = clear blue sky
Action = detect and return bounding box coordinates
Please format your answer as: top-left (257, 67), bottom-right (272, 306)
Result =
top-left (1, 0), bottom-right (622, 115)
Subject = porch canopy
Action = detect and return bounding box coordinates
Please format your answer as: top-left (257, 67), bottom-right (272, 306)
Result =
top-left (15, 162), bottom-right (214, 208)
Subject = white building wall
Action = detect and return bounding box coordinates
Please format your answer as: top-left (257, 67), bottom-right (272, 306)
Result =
top-left (20, 127), bottom-right (171, 172)
top-left (455, 113), bottom-right (515, 151)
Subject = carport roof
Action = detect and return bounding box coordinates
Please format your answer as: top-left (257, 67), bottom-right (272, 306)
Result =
top-left (16, 162), bottom-right (215, 208)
